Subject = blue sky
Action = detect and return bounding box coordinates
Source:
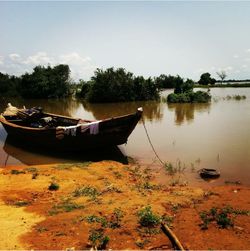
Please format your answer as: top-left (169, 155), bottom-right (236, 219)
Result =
top-left (1, 1), bottom-right (250, 81)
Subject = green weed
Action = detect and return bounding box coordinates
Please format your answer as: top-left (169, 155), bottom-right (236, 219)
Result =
top-left (88, 229), bottom-right (109, 250)
top-left (137, 206), bottom-right (161, 227)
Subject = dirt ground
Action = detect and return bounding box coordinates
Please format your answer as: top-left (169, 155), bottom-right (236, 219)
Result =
top-left (0, 161), bottom-right (249, 250)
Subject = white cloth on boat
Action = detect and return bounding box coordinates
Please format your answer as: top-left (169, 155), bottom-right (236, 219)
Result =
top-left (56, 121), bottom-right (100, 137)
top-left (89, 122), bottom-right (99, 135)
top-left (63, 127), bottom-right (77, 136)
top-left (80, 121), bottom-right (99, 135)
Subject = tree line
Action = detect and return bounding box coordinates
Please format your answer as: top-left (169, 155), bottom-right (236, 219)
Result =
top-left (0, 64), bottom-right (220, 102)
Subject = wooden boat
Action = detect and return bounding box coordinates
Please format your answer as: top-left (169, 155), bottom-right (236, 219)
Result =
top-left (0, 105), bottom-right (143, 151)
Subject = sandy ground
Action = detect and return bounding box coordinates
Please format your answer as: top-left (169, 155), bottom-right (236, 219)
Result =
top-left (0, 161), bottom-right (249, 250)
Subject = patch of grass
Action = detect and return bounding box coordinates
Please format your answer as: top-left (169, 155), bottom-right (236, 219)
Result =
top-left (53, 162), bottom-right (92, 170)
top-left (136, 181), bottom-right (162, 192)
top-left (73, 185), bottom-right (101, 200)
top-left (113, 171), bottom-right (122, 179)
top-left (53, 164), bottom-right (73, 170)
top-left (48, 182), bottom-right (60, 191)
top-left (169, 178), bottom-right (188, 187)
top-left (135, 239), bottom-right (150, 249)
top-left (164, 160), bottom-right (186, 176)
top-left (74, 162), bottom-right (92, 169)
top-left (88, 229), bottom-right (109, 250)
top-left (102, 184), bottom-right (122, 194)
top-left (11, 169), bottom-right (25, 175)
top-left (85, 208), bottom-right (124, 229)
top-left (199, 205), bottom-right (250, 229)
top-left (109, 208), bottom-right (124, 229)
top-left (25, 167), bottom-right (38, 173)
top-left (137, 206), bottom-right (161, 227)
top-left (161, 215), bottom-right (174, 227)
top-left (48, 200), bottom-right (84, 215)
top-left (86, 215), bottom-right (108, 228)
top-left (14, 200), bottom-right (29, 207)
top-left (171, 203), bottom-right (181, 213)
top-left (36, 226), bottom-right (48, 233)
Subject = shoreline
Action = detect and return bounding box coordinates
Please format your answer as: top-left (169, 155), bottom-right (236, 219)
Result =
top-left (0, 161), bottom-right (249, 250)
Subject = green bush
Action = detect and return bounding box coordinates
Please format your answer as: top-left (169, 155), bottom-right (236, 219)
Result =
top-left (137, 206), bottom-right (161, 227)
top-left (78, 67), bottom-right (159, 103)
top-left (167, 90), bottom-right (211, 103)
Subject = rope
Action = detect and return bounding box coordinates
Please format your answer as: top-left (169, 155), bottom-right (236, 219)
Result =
top-left (141, 116), bottom-right (165, 166)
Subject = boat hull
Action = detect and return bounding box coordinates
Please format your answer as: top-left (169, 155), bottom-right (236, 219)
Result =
top-left (0, 108), bottom-right (142, 150)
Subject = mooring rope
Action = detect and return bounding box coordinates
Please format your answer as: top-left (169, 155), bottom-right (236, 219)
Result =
top-left (141, 116), bottom-right (165, 166)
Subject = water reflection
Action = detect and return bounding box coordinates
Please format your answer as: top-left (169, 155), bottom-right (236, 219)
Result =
top-left (167, 103), bottom-right (211, 125)
top-left (2, 135), bottom-right (128, 166)
top-left (81, 100), bottom-right (164, 122)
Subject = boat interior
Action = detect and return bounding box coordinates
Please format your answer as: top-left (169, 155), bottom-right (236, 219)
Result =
top-left (2, 107), bottom-right (84, 128)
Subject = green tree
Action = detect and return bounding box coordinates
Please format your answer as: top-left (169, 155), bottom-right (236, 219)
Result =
top-left (82, 67), bottom-right (159, 103)
top-left (0, 72), bottom-right (20, 97)
top-left (19, 64), bottom-right (71, 98)
top-left (198, 72), bottom-right (216, 85)
top-left (174, 77), bottom-right (194, 94)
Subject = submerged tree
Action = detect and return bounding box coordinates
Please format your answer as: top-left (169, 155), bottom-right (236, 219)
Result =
top-left (79, 67), bottom-right (159, 103)
top-left (216, 70), bottom-right (227, 83)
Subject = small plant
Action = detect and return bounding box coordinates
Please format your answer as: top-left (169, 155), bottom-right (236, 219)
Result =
top-left (11, 169), bottom-right (25, 175)
top-left (73, 185), bottom-right (100, 199)
top-left (113, 171), bottom-right (122, 179)
top-left (164, 160), bottom-right (186, 175)
top-left (88, 229), bottom-right (109, 250)
top-left (109, 208), bottom-right (124, 229)
top-left (48, 200), bottom-right (84, 215)
top-left (137, 206), bottom-right (161, 227)
top-left (161, 215), bottom-right (174, 227)
top-left (199, 205), bottom-right (250, 229)
top-left (36, 226), bottom-right (48, 233)
top-left (86, 215), bottom-right (108, 227)
top-left (48, 182), bottom-right (60, 191)
top-left (14, 200), bottom-right (29, 207)
top-left (135, 239), bottom-right (150, 249)
top-left (25, 167), bottom-right (38, 173)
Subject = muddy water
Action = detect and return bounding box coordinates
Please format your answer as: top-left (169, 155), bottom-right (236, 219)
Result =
top-left (0, 88), bottom-right (250, 186)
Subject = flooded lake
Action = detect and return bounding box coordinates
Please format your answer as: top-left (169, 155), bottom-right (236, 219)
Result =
top-left (0, 88), bottom-right (250, 186)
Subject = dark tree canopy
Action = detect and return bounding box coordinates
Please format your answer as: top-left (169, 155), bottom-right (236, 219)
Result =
top-left (19, 64), bottom-right (71, 98)
top-left (0, 72), bottom-right (20, 97)
top-left (198, 72), bottom-right (216, 85)
top-left (79, 67), bottom-right (159, 103)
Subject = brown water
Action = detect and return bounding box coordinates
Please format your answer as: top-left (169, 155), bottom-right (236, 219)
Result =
top-left (0, 88), bottom-right (250, 186)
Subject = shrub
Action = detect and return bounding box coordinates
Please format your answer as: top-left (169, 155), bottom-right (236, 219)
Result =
top-left (167, 90), bottom-right (211, 103)
top-left (88, 229), bottom-right (109, 249)
top-left (137, 206), bottom-right (161, 227)
top-left (48, 182), bottom-right (60, 191)
top-left (78, 67), bottom-right (159, 102)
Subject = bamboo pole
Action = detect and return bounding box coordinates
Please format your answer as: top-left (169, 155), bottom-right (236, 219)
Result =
top-left (161, 223), bottom-right (185, 251)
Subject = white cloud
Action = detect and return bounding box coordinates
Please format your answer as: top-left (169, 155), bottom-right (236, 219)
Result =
top-left (0, 52), bottom-right (96, 80)
top-left (241, 64), bottom-right (247, 68)
top-left (60, 52), bottom-right (91, 66)
top-left (246, 49), bottom-right (250, 53)
top-left (23, 52), bottom-right (54, 65)
top-left (233, 54), bottom-right (239, 59)
top-left (9, 53), bottom-right (21, 62)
